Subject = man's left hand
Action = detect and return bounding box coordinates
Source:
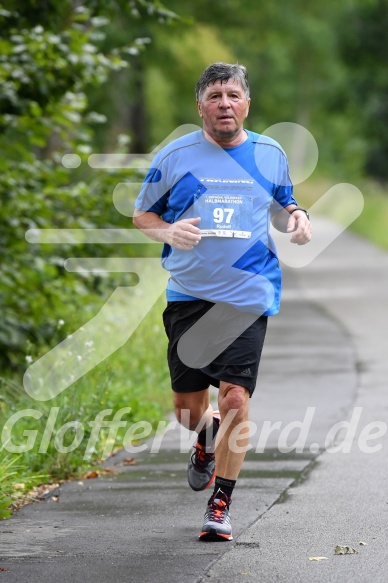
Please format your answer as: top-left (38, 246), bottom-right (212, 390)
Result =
top-left (287, 211), bottom-right (312, 245)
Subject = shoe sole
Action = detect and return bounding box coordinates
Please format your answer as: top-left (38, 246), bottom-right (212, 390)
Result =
top-left (199, 528), bottom-right (233, 542)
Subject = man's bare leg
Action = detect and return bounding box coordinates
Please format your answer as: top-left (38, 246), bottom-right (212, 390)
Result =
top-left (215, 381), bottom-right (250, 480)
top-left (198, 381), bottom-right (249, 541)
top-left (174, 388), bottom-right (221, 493)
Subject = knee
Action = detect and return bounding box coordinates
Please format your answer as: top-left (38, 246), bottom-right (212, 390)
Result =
top-left (173, 394), bottom-right (190, 424)
top-left (219, 385), bottom-right (249, 424)
top-left (173, 393), bottom-right (205, 429)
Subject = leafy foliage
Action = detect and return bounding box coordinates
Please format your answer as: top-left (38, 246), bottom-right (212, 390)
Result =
top-left (100, 0), bottom-right (385, 181)
top-left (0, 1), bottom-right (174, 370)
top-left (0, 0), bottom-right (174, 516)
top-left (338, 0), bottom-right (388, 180)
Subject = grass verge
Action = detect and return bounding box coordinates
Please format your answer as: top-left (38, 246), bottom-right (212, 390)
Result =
top-left (0, 294), bottom-right (171, 519)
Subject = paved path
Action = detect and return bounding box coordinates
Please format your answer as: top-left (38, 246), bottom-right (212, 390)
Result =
top-left (1, 218), bottom-right (386, 582)
top-left (205, 219), bottom-right (388, 582)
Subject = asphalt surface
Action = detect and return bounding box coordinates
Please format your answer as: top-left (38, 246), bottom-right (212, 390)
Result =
top-left (1, 217), bottom-right (387, 582)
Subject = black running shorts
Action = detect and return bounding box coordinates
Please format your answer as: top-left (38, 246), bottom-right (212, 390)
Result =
top-left (162, 300), bottom-right (268, 397)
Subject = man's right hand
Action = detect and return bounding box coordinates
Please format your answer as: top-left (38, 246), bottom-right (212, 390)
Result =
top-left (165, 217), bottom-right (202, 250)
top-left (133, 211), bottom-right (202, 249)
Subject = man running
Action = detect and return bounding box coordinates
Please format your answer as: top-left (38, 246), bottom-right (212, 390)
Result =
top-left (134, 62), bottom-right (311, 541)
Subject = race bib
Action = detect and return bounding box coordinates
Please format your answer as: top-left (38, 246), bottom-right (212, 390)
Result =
top-left (194, 194), bottom-right (254, 238)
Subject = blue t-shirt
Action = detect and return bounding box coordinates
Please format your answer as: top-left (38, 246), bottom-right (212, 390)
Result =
top-left (135, 130), bottom-right (297, 316)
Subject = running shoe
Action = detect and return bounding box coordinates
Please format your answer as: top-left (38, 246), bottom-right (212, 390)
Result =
top-left (187, 410), bottom-right (220, 492)
top-left (199, 489), bottom-right (233, 541)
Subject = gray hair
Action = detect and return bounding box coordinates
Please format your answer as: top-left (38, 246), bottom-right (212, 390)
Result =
top-left (195, 62), bottom-right (250, 102)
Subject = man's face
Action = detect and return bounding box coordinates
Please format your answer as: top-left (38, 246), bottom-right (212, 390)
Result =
top-left (196, 79), bottom-right (251, 144)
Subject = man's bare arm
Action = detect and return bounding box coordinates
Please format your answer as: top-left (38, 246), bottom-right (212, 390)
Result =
top-left (133, 210), bottom-right (202, 251)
